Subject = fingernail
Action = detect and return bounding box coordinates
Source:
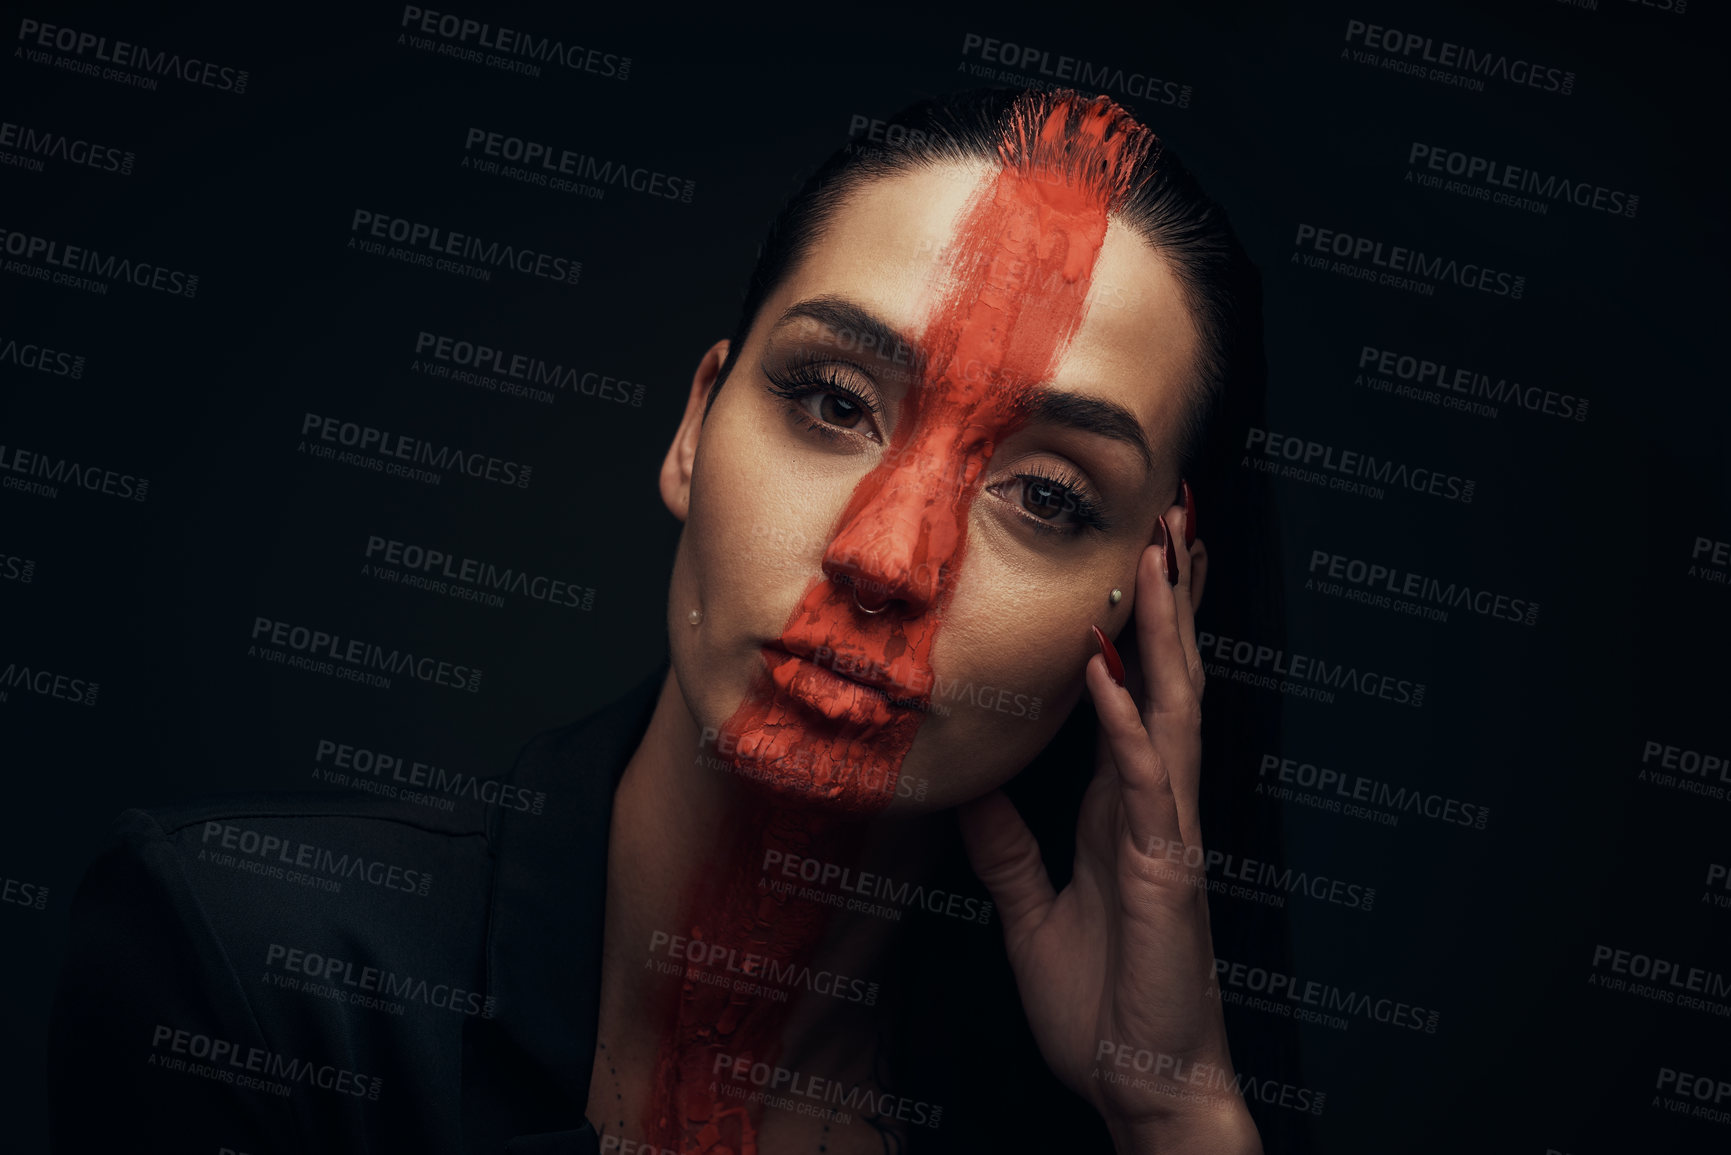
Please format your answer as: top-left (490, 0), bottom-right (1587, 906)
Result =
top-left (1160, 515), bottom-right (1179, 586)
top-left (1181, 478), bottom-right (1197, 548)
top-left (1090, 624), bottom-right (1125, 687)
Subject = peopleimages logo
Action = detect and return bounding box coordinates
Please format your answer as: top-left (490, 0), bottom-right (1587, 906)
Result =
top-left (299, 412), bottom-right (532, 489)
top-left (1341, 18), bottom-right (1574, 95)
top-left (313, 738), bottom-right (547, 815)
top-left (1256, 752), bottom-right (1490, 831)
top-left (1704, 863), bottom-right (1731, 911)
top-left (1094, 1043), bottom-right (1327, 1117)
top-left (15, 19), bottom-right (250, 94)
top-left (1307, 547), bottom-right (1539, 627)
top-left (1198, 629), bottom-right (1426, 708)
top-left (0, 226), bottom-right (198, 297)
top-left (248, 616), bottom-right (484, 693)
top-left (1407, 143), bottom-right (1636, 219)
top-left (413, 330), bottom-right (643, 406)
top-left (848, 113), bottom-right (938, 151)
top-left (959, 33), bottom-right (1192, 107)
top-left (1357, 344), bottom-right (1587, 423)
top-left (1293, 223), bottom-right (1524, 299)
top-left (1655, 1067), bottom-right (1731, 1129)
top-left (264, 943), bottom-right (497, 1018)
top-left (1213, 956), bottom-right (1441, 1034)
top-left (1625, 0), bottom-right (1687, 15)
top-left (349, 210), bottom-right (580, 285)
top-left (0, 332), bottom-right (85, 378)
top-left (1142, 834), bottom-right (1376, 912)
top-left (397, 6), bottom-right (629, 80)
top-left (199, 821), bottom-right (433, 898)
top-left (1244, 427), bottom-right (1474, 505)
top-left (0, 660), bottom-right (99, 707)
top-left (2, 872), bottom-right (49, 911)
top-left (648, 930), bottom-right (880, 1006)
top-left (0, 443), bottom-right (148, 502)
top-left (149, 1025), bottom-right (380, 1101)
top-left (712, 1054), bottom-right (943, 1129)
top-left (0, 120), bottom-right (134, 176)
top-left (0, 551), bottom-right (36, 584)
top-left (696, 729), bottom-right (932, 805)
top-left (1639, 738), bottom-right (1730, 803)
top-left (364, 534), bottom-right (594, 611)
top-left (1589, 944), bottom-right (1731, 1016)
top-left (761, 848), bottom-right (994, 925)
top-left (463, 128), bottom-right (694, 203)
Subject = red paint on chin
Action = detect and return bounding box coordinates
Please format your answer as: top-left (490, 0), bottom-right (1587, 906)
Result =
top-left (646, 92), bottom-right (1154, 1151)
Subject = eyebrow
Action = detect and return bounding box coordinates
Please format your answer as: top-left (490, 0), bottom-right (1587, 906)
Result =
top-left (771, 295), bottom-right (1155, 474)
top-left (1024, 385), bottom-right (1155, 474)
top-left (771, 296), bottom-right (925, 378)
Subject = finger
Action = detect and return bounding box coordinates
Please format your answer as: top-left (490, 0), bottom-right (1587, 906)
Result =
top-left (1163, 502), bottom-right (1207, 702)
top-left (1084, 650), bottom-right (1183, 861)
top-left (957, 789), bottom-right (1056, 951)
top-left (1130, 533), bottom-right (1205, 845)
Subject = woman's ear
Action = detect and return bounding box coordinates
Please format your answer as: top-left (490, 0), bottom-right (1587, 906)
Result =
top-left (659, 339), bottom-right (730, 522)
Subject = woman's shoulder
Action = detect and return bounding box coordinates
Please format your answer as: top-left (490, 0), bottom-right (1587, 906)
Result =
top-left (51, 791), bottom-right (551, 1151)
top-left (99, 785), bottom-right (495, 912)
top-left (67, 787), bottom-right (502, 1020)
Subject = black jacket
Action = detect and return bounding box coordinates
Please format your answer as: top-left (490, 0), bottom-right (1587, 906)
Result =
top-left (48, 667), bottom-right (664, 1155)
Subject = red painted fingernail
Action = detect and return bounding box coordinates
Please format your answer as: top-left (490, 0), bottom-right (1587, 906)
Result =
top-left (1181, 478), bottom-right (1197, 548)
top-left (1090, 624), bottom-right (1124, 687)
top-left (1160, 515), bottom-right (1179, 586)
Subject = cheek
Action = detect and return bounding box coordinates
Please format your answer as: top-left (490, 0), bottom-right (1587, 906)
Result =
top-left (684, 408), bottom-right (872, 622)
top-left (925, 558), bottom-right (1086, 731)
top-left (908, 526), bottom-right (1139, 789)
top-left (933, 521), bottom-right (1124, 694)
top-left (687, 414), bottom-right (798, 583)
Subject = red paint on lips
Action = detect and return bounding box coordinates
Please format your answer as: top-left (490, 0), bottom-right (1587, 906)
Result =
top-left (646, 92), bottom-right (1156, 1153)
top-left (764, 643), bottom-right (925, 729)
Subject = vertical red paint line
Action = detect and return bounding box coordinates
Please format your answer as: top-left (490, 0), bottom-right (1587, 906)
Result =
top-left (646, 92), bottom-right (1154, 1153)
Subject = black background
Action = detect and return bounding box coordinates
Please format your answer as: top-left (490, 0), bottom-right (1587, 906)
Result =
top-left (3, 1), bottom-right (1728, 1151)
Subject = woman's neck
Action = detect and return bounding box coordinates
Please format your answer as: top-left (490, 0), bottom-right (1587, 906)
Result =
top-left (592, 669), bottom-right (947, 1151)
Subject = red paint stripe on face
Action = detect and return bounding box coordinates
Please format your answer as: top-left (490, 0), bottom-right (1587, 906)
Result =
top-left (718, 93), bottom-right (1153, 815)
top-left (648, 92), bottom-right (1155, 1152)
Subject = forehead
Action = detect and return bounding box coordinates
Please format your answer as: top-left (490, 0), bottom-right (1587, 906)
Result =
top-left (766, 162), bottom-right (1200, 442)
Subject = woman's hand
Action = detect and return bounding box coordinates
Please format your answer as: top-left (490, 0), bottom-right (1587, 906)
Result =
top-left (958, 500), bottom-right (1262, 1155)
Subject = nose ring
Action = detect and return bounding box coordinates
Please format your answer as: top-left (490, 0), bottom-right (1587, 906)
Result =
top-left (851, 581), bottom-right (888, 615)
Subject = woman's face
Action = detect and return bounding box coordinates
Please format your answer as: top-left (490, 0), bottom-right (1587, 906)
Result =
top-left (663, 158), bottom-right (1201, 814)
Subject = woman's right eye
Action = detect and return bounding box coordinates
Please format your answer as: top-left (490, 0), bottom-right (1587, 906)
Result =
top-left (800, 389), bottom-right (869, 430)
top-left (764, 364), bottom-right (884, 444)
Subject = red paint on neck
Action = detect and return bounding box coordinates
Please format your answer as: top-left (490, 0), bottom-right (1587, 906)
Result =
top-left (646, 92), bottom-right (1154, 1152)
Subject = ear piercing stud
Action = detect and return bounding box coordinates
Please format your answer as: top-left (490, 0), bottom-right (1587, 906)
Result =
top-left (1108, 588), bottom-right (1122, 606)
top-left (687, 609), bottom-right (703, 626)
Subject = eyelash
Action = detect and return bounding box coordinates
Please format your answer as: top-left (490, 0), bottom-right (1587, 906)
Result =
top-left (991, 466), bottom-right (1110, 536)
top-left (763, 360), bottom-right (884, 444)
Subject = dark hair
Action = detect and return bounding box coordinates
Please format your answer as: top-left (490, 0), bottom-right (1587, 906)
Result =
top-left (704, 85), bottom-right (1263, 490)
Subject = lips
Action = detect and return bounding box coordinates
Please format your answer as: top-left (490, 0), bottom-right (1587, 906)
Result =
top-left (763, 637), bottom-right (930, 724)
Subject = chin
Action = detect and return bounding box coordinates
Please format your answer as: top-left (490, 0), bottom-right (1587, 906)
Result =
top-left (709, 711), bottom-right (923, 818)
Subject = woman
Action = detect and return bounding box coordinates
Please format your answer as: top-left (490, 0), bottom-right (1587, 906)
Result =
top-left (50, 87), bottom-right (1286, 1154)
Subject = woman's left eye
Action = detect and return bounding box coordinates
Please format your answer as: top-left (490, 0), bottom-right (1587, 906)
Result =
top-left (988, 472), bottom-right (1107, 535)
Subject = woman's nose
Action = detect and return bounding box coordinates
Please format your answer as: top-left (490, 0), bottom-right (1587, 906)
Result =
top-left (821, 466), bottom-right (963, 618)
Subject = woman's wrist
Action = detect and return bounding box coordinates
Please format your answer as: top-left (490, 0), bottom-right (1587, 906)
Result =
top-left (1105, 1094), bottom-right (1264, 1155)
